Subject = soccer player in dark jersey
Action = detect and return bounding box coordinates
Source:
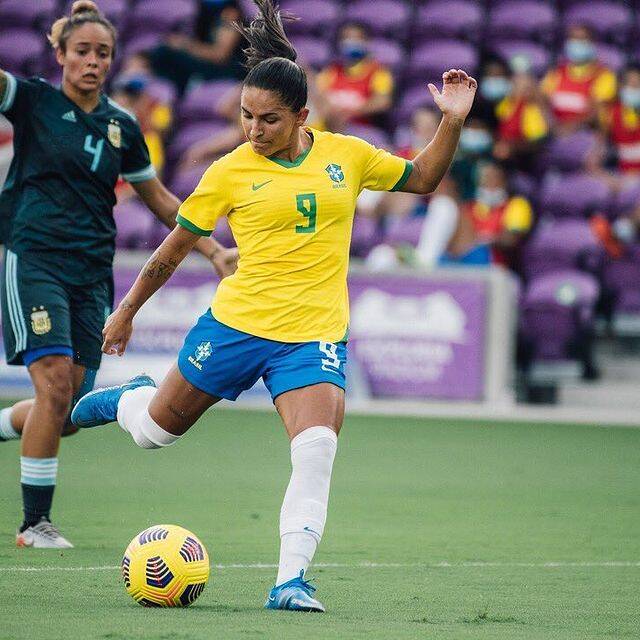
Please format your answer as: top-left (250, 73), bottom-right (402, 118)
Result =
top-left (0, 1), bottom-right (237, 548)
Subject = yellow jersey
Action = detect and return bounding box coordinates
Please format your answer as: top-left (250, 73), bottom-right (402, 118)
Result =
top-left (177, 127), bottom-right (412, 343)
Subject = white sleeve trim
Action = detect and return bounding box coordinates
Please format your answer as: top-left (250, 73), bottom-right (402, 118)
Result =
top-left (0, 73), bottom-right (17, 113)
top-left (122, 164), bottom-right (156, 183)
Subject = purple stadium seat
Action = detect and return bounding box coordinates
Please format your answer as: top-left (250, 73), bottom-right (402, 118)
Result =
top-left (167, 121), bottom-right (231, 163)
top-left (521, 270), bottom-right (600, 366)
top-left (407, 40), bottom-right (479, 84)
top-left (169, 167), bottom-right (206, 201)
top-left (345, 0), bottom-right (411, 38)
top-left (540, 172), bottom-right (611, 218)
top-left (0, 0), bottom-right (57, 29)
top-left (145, 78), bottom-right (179, 107)
top-left (394, 84), bottom-right (437, 123)
top-left (602, 246), bottom-right (640, 316)
top-left (179, 80), bottom-right (241, 124)
top-left (350, 215), bottom-right (382, 258)
top-left (345, 124), bottom-right (391, 150)
top-left (289, 36), bottom-right (331, 69)
top-left (238, 0), bottom-right (260, 19)
top-left (212, 216), bottom-right (236, 248)
top-left (414, 1), bottom-right (484, 41)
top-left (489, 40), bottom-right (551, 76)
top-left (384, 216), bottom-right (425, 248)
top-left (487, 1), bottom-right (557, 43)
top-left (595, 43), bottom-right (626, 74)
top-left (521, 218), bottom-right (604, 279)
top-left (113, 198), bottom-right (157, 249)
top-left (280, 0), bottom-right (341, 37)
top-left (131, 0), bottom-right (197, 34)
top-left (544, 129), bottom-right (600, 172)
top-left (368, 38), bottom-right (404, 74)
top-left (611, 179), bottom-right (640, 218)
top-left (564, 1), bottom-right (633, 46)
top-left (0, 29), bottom-right (46, 76)
top-left (122, 33), bottom-right (163, 59)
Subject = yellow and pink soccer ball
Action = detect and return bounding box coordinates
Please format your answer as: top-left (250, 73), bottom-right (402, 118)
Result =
top-left (121, 524), bottom-right (210, 607)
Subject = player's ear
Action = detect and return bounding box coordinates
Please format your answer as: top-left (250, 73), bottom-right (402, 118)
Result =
top-left (55, 47), bottom-right (66, 68)
top-left (296, 107), bottom-right (309, 127)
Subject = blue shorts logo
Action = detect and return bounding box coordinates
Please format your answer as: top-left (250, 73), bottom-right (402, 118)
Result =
top-left (188, 341), bottom-right (212, 371)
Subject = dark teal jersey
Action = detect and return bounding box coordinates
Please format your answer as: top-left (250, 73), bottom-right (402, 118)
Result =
top-left (0, 73), bottom-right (156, 285)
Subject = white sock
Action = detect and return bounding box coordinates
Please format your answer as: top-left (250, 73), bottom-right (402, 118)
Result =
top-left (116, 386), bottom-right (180, 449)
top-left (276, 426), bottom-right (338, 586)
top-left (0, 407), bottom-right (19, 440)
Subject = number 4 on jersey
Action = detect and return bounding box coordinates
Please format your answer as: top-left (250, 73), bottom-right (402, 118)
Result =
top-left (84, 134), bottom-right (104, 173)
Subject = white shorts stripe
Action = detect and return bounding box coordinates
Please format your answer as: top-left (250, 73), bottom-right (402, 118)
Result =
top-left (4, 252), bottom-right (26, 353)
top-left (7, 252), bottom-right (27, 352)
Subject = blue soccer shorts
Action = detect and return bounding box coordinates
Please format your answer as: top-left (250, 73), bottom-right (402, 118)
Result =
top-left (177, 309), bottom-right (347, 401)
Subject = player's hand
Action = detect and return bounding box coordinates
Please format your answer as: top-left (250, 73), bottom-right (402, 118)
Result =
top-left (428, 69), bottom-right (477, 121)
top-left (212, 247), bottom-right (239, 279)
top-left (102, 306), bottom-right (135, 357)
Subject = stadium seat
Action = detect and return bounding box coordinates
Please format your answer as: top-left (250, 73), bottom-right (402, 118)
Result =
top-left (212, 216), bottom-right (236, 248)
top-left (289, 36), bottom-right (332, 69)
top-left (611, 179), bottom-right (640, 218)
top-left (131, 0), bottom-right (197, 35)
top-left (487, 1), bottom-right (557, 43)
top-left (384, 216), bottom-right (425, 248)
top-left (368, 38), bottom-right (404, 75)
top-left (407, 40), bottom-right (479, 84)
top-left (521, 218), bottom-right (604, 280)
top-left (602, 245), bottom-right (640, 331)
top-left (345, 0), bottom-right (412, 39)
top-left (0, 28), bottom-right (46, 76)
top-left (169, 166), bottom-right (206, 201)
top-left (594, 43), bottom-right (627, 74)
top-left (414, 1), bottom-right (484, 42)
top-left (540, 172), bottom-right (611, 219)
top-left (543, 129), bottom-right (601, 173)
top-left (394, 84), bottom-right (437, 124)
top-left (122, 33), bottom-right (164, 59)
top-left (279, 0), bottom-right (342, 38)
top-left (563, 1), bottom-right (633, 47)
top-left (488, 40), bottom-right (552, 76)
top-left (520, 269), bottom-right (600, 378)
top-left (179, 80), bottom-right (241, 124)
top-left (344, 123), bottom-right (392, 150)
top-left (0, 0), bottom-right (57, 30)
top-left (167, 121), bottom-right (231, 163)
top-left (113, 198), bottom-right (158, 250)
top-left (350, 215), bottom-right (383, 258)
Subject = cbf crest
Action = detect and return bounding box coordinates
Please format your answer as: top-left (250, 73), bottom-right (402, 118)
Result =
top-left (188, 341), bottom-right (213, 371)
top-left (31, 306), bottom-right (51, 335)
top-left (325, 163), bottom-right (345, 183)
top-left (108, 119), bottom-right (122, 148)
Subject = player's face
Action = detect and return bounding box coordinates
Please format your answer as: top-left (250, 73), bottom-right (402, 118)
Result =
top-left (240, 86), bottom-right (308, 156)
top-left (56, 23), bottom-right (114, 93)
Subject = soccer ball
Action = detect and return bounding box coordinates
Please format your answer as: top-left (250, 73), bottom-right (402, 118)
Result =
top-left (121, 524), bottom-right (210, 607)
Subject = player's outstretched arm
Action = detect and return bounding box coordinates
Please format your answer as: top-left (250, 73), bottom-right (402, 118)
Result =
top-left (401, 69), bottom-right (477, 195)
top-left (132, 177), bottom-right (238, 279)
top-left (102, 225), bottom-right (199, 356)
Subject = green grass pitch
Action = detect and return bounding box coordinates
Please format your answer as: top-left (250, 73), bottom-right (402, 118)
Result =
top-left (1, 408), bottom-right (639, 639)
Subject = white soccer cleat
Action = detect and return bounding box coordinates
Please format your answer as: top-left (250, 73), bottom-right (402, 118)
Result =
top-left (16, 517), bottom-right (74, 549)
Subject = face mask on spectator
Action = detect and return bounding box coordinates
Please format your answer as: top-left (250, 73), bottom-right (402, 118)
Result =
top-left (340, 41), bottom-right (368, 63)
top-left (621, 87), bottom-right (640, 109)
top-left (480, 77), bottom-right (511, 102)
top-left (477, 187), bottom-right (507, 207)
top-left (459, 128), bottom-right (492, 154)
top-left (565, 39), bottom-right (596, 64)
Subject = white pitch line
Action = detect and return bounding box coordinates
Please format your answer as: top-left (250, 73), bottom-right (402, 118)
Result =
top-left (1, 561), bottom-right (640, 573)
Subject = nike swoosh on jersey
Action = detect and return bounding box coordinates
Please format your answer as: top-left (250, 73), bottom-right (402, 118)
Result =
top-left (252, 180), bottom-right (273, 191)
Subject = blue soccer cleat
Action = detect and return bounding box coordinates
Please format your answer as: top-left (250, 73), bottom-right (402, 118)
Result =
top-left (71, 375), bottom-right (156, 428)
top-left (264, 571), bottom-right (325, 612)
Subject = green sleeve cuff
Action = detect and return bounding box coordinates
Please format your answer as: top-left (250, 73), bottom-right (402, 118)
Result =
top-left (390, 160), bottom-right (413, 192)
top-left (176, 214), bottom-right (212, 237)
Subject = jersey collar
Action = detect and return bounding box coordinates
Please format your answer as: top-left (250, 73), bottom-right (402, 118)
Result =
top-left (266, 128), bottom-right (315, 168)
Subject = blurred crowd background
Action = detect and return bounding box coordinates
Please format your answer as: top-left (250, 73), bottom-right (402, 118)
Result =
top-left (2, 0), bottom-right (640, 402)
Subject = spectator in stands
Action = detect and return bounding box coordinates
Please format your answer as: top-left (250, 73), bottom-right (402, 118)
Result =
top-left (541, 25), bottom-right (616, 132)
top-left (316, 22), bottom-right (394, 131)
top-left (493, 58), bottom-right (549, 172)
top-left (603, 65), bottom-right (640, 175)
top-left (145, 0), bottom-right (245, 94)
top-left (417, 161), bottom-right (533, 269)
top-left (471, 58), bottom-right (510, 130)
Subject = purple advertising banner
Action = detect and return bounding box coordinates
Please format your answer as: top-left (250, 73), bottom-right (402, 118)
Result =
top-left (348, 273), bottom-right (487, 400)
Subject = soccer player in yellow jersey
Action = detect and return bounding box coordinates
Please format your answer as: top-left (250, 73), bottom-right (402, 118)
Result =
top-left (72, 0), bottom-right (477, 611)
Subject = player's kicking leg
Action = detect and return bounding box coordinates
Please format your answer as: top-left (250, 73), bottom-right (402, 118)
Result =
top-left (71, 365), bottom-right (220, 447)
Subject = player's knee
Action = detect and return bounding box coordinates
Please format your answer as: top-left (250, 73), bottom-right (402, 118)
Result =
top-left (31, 357), bottom-right (74, 416)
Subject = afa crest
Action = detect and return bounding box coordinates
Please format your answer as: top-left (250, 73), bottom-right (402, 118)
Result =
top-left (108, 120), bottom-right (122, 148)
top-left (325, 163), bottom-right (345, 183)
top-left (31, 306), bottom-right (51, 335)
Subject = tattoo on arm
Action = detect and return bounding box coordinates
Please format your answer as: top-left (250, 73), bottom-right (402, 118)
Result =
top-left (142, 256), bottom-right (179, 281)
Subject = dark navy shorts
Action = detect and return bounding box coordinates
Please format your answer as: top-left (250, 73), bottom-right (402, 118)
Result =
top-left (177, 309), bottom-right (347, 401)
